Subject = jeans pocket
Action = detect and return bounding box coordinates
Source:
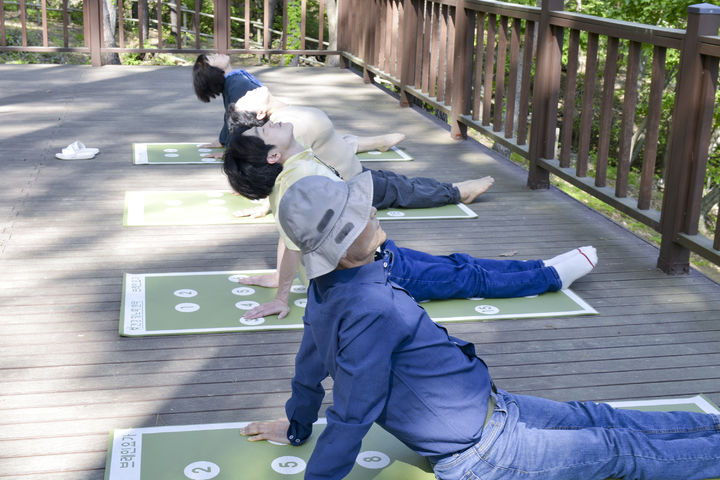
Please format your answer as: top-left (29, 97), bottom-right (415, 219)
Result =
top-left (461, 470), bottom-right (480, 480)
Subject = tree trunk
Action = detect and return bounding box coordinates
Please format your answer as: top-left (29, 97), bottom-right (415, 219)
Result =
top-left (141, 0), bottom-right (149, 42)
top-left (324, 0), bottom-right (339, 66)
top-left (102, 0), bottom-right (120, 64)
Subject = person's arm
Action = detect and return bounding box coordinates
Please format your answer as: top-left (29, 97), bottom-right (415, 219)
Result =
top-left (239, 238), bottom-right (299, 319)
top-left (304, 300), bottom-right (405, 479)
top-left (241, 317), bottom-right (327, 443)
top-left (232, 197), bottom-right (271, 218)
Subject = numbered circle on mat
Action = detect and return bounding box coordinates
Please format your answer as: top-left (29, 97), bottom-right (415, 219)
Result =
top-left (385, 211), bottom-right (405, 217)
top-left (232, 286), bottom-right (255, 296)
top-left (290, 285), bottom-right (307, 294)
top-left (183, 460), bottom-right (220, 479)
top-left (228, 274), bottom-right (249, 282)
top-left (239, 316), bottom-right (265, 326)
top-left (175, 303), bottom-right (200, 313)
top-left (294, 298), bottom-right (307, 308)
top-left (474, 305), bottom-right (499, 315)
top-left (174, 289), bottom-right (198, 298)
top-left (355, 450), bottom-right (390, 469)
top-left (271, 456), bottom-right (306, 475)
top-left (235, 300), bottom-right (260, 310)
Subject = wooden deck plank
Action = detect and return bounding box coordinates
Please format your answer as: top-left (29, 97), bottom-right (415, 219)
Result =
top-left (1, 64), bottom-right (720, 479)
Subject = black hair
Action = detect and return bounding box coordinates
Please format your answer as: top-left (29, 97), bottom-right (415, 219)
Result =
top-left (226, 102), bottom-right (267, 136)
top-left (223, 131), bottom-right (283, 200)
top-left (193, 54), bottom-right (226, 103)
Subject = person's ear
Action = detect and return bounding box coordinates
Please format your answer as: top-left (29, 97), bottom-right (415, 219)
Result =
top-left (266, 149), bottom-right (282, 165)
top-left (255, 110), bottom-right (267, 120)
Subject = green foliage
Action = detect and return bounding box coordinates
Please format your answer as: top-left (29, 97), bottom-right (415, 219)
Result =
top-left (284, 0), bottom-right (303, 64)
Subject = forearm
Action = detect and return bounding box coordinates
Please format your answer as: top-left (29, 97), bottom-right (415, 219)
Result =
top-left (275, 240), bottom-right (300, 303)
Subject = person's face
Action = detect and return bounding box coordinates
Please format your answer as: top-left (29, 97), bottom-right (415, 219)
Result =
top-left (206, 53), bottom-right (230, 71)
top-left (235, 86), bottom-right (272, 117)
top-left (342, 207), bottom-right (387, 264)
top-left (241, 120), bottom-right (295, 162)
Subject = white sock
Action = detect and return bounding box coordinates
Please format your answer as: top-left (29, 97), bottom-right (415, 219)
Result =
top-left (543, 247), bottom-right (586, 267)
top-left (552, 246), bottom-right (597, 289)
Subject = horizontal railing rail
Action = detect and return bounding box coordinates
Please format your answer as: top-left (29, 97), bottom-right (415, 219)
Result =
top-left (0, 0), bottom-right (338, 61)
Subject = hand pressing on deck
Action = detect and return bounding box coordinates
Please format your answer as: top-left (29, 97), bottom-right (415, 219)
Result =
top-left (198, 141), bottom-right (224, 158)
top-left (240, 418), bottom-right (290, 444)
top-left (232, 197), bottom-right (271, 218)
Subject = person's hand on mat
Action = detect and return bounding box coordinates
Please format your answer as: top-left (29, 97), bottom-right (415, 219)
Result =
top-left (238, 271), bottom-right (279, 288)
top-left (203, 151), bottom-right (224, 158)
top-left (232, 197), bottom-right (271, 218)
top-left (240, 418), bottom-right (290, 443)
top-left (243, 298), bottom-right (290, 320)
top-left (199, 141), bottom-right (222, 149)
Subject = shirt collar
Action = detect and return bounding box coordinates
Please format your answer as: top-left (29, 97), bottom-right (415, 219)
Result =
top-left (314, 258), bottom-right (388, 290)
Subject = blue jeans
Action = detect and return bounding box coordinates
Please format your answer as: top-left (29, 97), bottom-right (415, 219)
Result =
top-left (433, 389), bottom-right (720, 480)
top-left (384, 241), bottom-right (561, 301)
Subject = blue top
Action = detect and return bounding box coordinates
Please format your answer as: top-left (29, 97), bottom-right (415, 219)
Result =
top-left (285, 255), bottom-right (493, 479)
top-left (219, 69), bottom-right (263, 145)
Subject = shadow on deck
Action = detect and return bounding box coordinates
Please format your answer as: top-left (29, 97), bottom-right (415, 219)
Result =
top-left (1, 64), bottom-right (719, 480)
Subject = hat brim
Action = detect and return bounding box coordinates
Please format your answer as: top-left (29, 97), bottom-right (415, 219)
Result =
top-left (302, 171), bottom-right (374, 279)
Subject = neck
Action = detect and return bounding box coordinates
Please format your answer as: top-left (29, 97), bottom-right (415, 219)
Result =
top-left (281, 140), bottom-right (307, 163)
top-left (266, 96), bottom-right (287, 115)
top-left (336, 254), bottom-right (374, 271)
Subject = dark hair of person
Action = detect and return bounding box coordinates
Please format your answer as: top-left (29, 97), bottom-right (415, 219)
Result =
top-left (226, 102), bottom-right (267, 136)
top-left (223, 131), bottom-right (283, 200)
top-left (193, 54), bottom-right (226, 102)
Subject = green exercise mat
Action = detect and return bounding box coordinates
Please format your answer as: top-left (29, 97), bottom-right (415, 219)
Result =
top-left (124, 191), bottom-right (274, 226)
top-left (119, 271), bottom-right (597, 336)
top-left (132, 143), bottom-right (224, 164)
top-left (123, 191), bottom-right (477, 226)
top-left (103, 396), bottom-right (719, 480)
top-left (356, 146), bottom-right (413, 162)
top-left (131, 143), bottom-right (411, 165)
top-left (104, 419), bottom-right (433, 480)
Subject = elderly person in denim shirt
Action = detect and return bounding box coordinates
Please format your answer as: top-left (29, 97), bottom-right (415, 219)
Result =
top-left (240, 173), bottom-right (720, 480)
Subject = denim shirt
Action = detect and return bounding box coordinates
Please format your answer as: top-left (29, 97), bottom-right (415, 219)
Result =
top-left (285, 253), bottom-right (493, 480)
top-left (219, 69), bottom-right (263, 145)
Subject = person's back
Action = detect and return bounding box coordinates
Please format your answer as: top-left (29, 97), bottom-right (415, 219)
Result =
top-left (302, 258), bottom-right (492, 457)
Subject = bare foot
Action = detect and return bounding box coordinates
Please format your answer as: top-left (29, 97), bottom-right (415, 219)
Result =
top-left (376, 133), bottom-right (406, 152)
top-left (453, 176), bottom-right (495, 204)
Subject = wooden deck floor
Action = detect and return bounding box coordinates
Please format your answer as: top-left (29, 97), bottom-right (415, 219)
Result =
top-left (1, 64), bottom-right (719, 480)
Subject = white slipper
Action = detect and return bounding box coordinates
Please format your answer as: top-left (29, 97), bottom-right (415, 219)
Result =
top-left (61, 141), bottom-right (100, 156)
top-left (55, 150), bottom-right (96, 160)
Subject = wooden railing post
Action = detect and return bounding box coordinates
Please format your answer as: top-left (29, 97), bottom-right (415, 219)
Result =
top-left (84, 0), bottom-right (102, 66)
top-left (336, 0), bottom-right (349, 67)
top-left (213, 0), bottom-right (230, 53)
top-left (361, 0), bottom-right (376, 83)
top-left (526, 0), bottom-right (564, 189)
top-left (399, 0), bottom-right (419, 107)
top-left (657, 3), bottom-right (720, 274)
top-left (450, 0), bottom-right (475, 139)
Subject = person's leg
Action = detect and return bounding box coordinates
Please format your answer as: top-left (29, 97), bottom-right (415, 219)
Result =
top-left (370, 168), bottom-right (462, 209)
top-left (387, 244), bottom-right (561, 301)
top-left (433, 391), bottom-right (720, 480)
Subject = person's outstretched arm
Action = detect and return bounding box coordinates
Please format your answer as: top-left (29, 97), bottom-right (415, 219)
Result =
top-left (238, 238), bottom-right (299, 319)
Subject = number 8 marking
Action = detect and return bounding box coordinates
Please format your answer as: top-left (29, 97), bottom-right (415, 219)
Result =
top-left (355, 450), bottom-right (390, 469)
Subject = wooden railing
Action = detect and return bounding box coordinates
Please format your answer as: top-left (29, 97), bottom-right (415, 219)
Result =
top-left (0, 0), bottom-right (337, 63)
top-left (339, 0), bottom-right (720, 274)
top-left (3, 0), bottom-right (720, 274)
